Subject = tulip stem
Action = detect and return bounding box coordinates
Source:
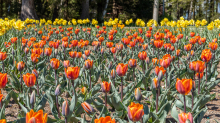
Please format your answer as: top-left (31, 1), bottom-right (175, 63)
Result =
top-left (105, 92), bottom-right (107, 107)
top-left (121, 77), bottom-right (123, 102)
top-left (19, 71), bottom-right (22, 92)
top-left (198, 74), bottom-right (200, 95)
top-left (56, 96), bottom-right (61, 118)
top-left (166, 71), bottom-right (168, 88)
top-left (205, 63), bottom-right (208, 85)
top-left (156, 89), bottom-right (159, 113)
top-left (184, 95), bottom-right (186, 113)
top-left (36, 79), bottom-right (39, 96)
top-left (89, 69), bottom-right (91, 91)
top-left (55, 70), bottom-right (57, 86)
top-left (133, 67), bottom-right (135, 84)
top-left (65, 117), bottom-right (67, 123)
top-left (72, 58), bottom-right (74, 66)
top-left (192, 90), bottom-right (194, 110)
top-left (2, 61), bottom-right (4, 73)
top-left (30, 87), bottom-right (32, 94)
top-left (63, 48), bottom-right (66, 60)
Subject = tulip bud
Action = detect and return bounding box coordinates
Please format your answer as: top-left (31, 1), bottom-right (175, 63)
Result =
top-left (81, 87), bottom-right (87, 95)
top-left (32, 69), bottom-right (39, 78)
top-left (157, 71), bottom-right (163, 83)
top-left (186, 36), bottom-right (188, 40)
top-left (108, 62), bottom-right (113, 69)
top-left (153, 78), bottom-right (159, 89)
top-left (63, 60), bottom-right (70, 68)
top-left (30, 91), bottom-right (36, 105)
top-left (186, 53), bottom-right (190, 60)
top-left (81, 102), bottom-right (94, 114)
top-left (55, 85), bottom-right (61, 96)
top-left (134, 88), bottom-right (142, 102)
top-left (110, 69), bottom-right (116, 79)
top-left (17, 61), bottom-right (25, 71)
top-left (62, 100), bottom-right (70, 117)
top-left (82, 54), bottom-right (87, 60)
top-left (145, 57), bottom-right (150, 64)
top-left (55, 49), bottom-right (58, 56)
top-left (12, 49), bottom-right (14, 55)
top-left (101, 48), bottom-right (104, 55)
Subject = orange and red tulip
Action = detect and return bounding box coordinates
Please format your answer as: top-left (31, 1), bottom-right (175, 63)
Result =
top-left (101, 81), bottom-right (111, 93)
top-left (0, 52), bottom-right (7, 61)
top-left (31, 53), bottom-right (40, 63)
top-left (23, 73), bottom-right (36, 87)
top-left (94, 116), bottom-right (116, 123)
top-left (0, 119), bottom-right (6, 123)
top-left (127, 102), bottom-right (144, 122)
top-left (176, 49), bottom-right (181, 56)
top-left (189, 38), bottom-right (196, 45)
top-left (50, 58), bottom-right (60, 70)
top-left (65, 67), bottom-right (80, 80)
top-left (154, 40), bottom-right (164, 48)
top-left (209, 42), bottom-right (218, 51)
top-left (178, 112), bottom-right (193, 123)
top-left (63, 60), bottom-right (70, 68)
top-left (85, 59), bottom-right (93, 69)
top-left (152, 58), bottom-right (159, 65)
top-left (155, 66), bottom-right (166, 76)
top-left (160, 54), bottom-right (172, 68)
top-left (26, 109), bottom-right (47, 123)
top-left (138, 51), bottom-right (147, 60)
top-left (153, 78), bottom-right (159, 89)
top-left (17, 61), bottom-right (25, 71)
top-left (0, 73), bottom-right (8, 89)
top-left (176, 78), bottom-right (193, 95)
top-left (116, 63), bottom-right (128, 77)
top-left (44, 48), bottom-right (52, 56)
top-left (69, 51), bottom-right (77, 58)
top-left (201, 49), bottom-right (212, 63)
top-left (76, 52), bottom-right (82, 58)
top-left (128, 59), bottom-right (137, 68)
top-left (110, 47), bottom-right (116, 54)
top-left (81, 87), bottom-right (87, 95)
top-left (142, 44), bottom-right (148, 50)
top-left (81, 102), bottom-right (94, 114)
top-left (84, 50), bottom-right (90, 56)
top-left (116, 43), bottom-right (123, 51)
top-left (31, 48), bottom-right (43, 55)
top-left (184, 44), bottom-right (192, 51)
top-left (190, 32), bottom-right (195, 37)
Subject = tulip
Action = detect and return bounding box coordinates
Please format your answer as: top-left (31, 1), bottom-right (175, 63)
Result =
top-left (31, 48), bottom-right (43, 55)
top-left (31, 53), bottom-right (40, 64)
top-left (160, 54), bottom-right (171, 68)
top-left (209, 42), bottom-right (218, 51)
top-left (154, 40), bottom-right (164, 48)
top-left (176, 78), bottom-right (193, 112)
top-left (138, 51), bottom-right (147, 61)
top-left (0, 52), bottom-right (7, 73)
top-left (23, 73), bottom-right (36, 93)
top-left (0, 73), bottom-right (8, 89)
top-left (101, 81), bottom-right (111, 107)
top-left (44, 48), bottom-right (52, 57)
top-left (116, 63), bottom-right (128, 101)
top-left (106, 42), bottom-right (113, 48)
top-left (62, 100), bottom-right (70, 122)
top-left (178, 112), bottom-right (193, 123)
top-left (201, 49), bottom-right (212, 63)
top-left (184, 44), bottom-right (192, 51)
top-left (81, 87), bottom-right (87, 95)
top-left (17, 61), bottom-right (25, 71)
top-left (30, 91), bottom-right (35, 109)
top-left (134, 88), bottom-right (142, 102)
top-left (63, 60), bottom-right (70, 68)
top-left (94, 116), bottom-right (116, 123)
top-left (69, 51), bottom-right (77, 66)
top-left (0, 119), bottom-right (6, 123)
top-left (84, 59), bottom-right (93, 90)
top-left (50, 58), bottom-right (60, 70)
top-left (128, 59), bottom-right (137, 68)
top-left (81, 102), bottom-right (94, 114)
top-left (26, 109), bottom-right (47, 123)
top-left (84, 50), bottom-right (90, 57)
top-left (155, 66), bottom-right (166, 76)
top-left (110, 47), bottom-right (116, 54)
top-left (65, 67), bottom-right (80, 91)
top-left (110, 69), bottom-right (116, 86)
top-left (127, 102), bottom-right (144, 122)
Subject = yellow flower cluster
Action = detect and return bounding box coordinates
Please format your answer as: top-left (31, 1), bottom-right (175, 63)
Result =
top-left (136, 19), bottom-right (145, 27)
top-left (104, 18), bottom-right (123, 27)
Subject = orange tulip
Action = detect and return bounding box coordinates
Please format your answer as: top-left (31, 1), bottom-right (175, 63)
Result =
top-left (81, 87), bottom-right (87, 95)
top-left (176, 49), bottom-right (181, 56)
top-left (26, 109), bottom-right (47, 123)
top-left (209, 42), bottom-right (218, 50)
top-left (153, 78), bottom-right (159, 88)
top-left (84, 50), bottom-right (90, 56)
top-left (69, 51), bottom-right (77, 58)
top-left (154, 40), bottom-right (164, 48)
top-left (177, 34), bottom-right (183, 39)
top-left (106, 42), bottom-right (113, 48)
top-left (189, 38), bottom-right (196, 45)
top-left (198, 37), bottom-right (206, 45)
top-left (196, 72), bottom-right (203, 78)
top-left (0, 119), bottom-right (6, 123)
top-left (31, 48), bottom-right (43, 55)
top-left (184, 44), bottom-right (192, 51)
top-left (142, 44), bottom-right (148, 50)
top-left (178, 112), bottom-right (193, 123)
top-left (176, 78), bottom-right (193, 95)
top-left (155, 66), bottom-right (166, 76)
top-left (65, 67), bottom-right (80, 80)
top-left (116, 43), bottom-right (123, 51)
top-left (160, 54), bottom-right (172, 68)
top-left (116, 63), bottom-right (128, 76)
top-left (81, 102), bottom-right (94, 114)
top-left (190, 32), bottom-right (195, 37)
top-left (63, 60), bottom-right (70, 68)
top-left (152, 58), bottom-right (159, 65)
top-left (110, 47), bottom-right (116, 54)
top-left (127, 102), bottom-right (144, 122)
top-left (164, 43), bottom-right (172, 50)
top-left (94, 116), bottom-right (116, 123)
top-left (0, 52), bottom-right (7, 61)
top-left (44, 48), bottom-right (52, 56)
top-left (138, 51), bottom-right (147, 60)
top-left (76, 52), bottom-right (82, 58)
top-left (31, 53), bottom-right (40, 63)
top-left (23, 73), bottom-right (36, 87)
top-left (201, 49), bottom-right (212, 63)
top-left (0, 73), bottom-right (8, 89)
top-left (128, 59), bottom-right (137, 68)
top-left (17, 61), bottom-right (25, 71)
top-left (101, 81), bottom-right (111, 93)
top-left (85, 59), bottom-right (93, 69)
top-left (50, 58), bottom-right (60, 70)
top-left (99, 36), bottom-right (105, 42)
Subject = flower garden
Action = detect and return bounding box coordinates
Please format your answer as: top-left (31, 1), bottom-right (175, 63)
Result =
top-left (0, 17), bottom-right (219, 123)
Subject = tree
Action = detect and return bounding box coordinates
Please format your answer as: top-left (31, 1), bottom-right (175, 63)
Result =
top-left (153, 0), bottom-right (159, 22)
top-left (21, 0), bottom-right (38, 20)
top-left (80, 0), bottom-right (90, 19)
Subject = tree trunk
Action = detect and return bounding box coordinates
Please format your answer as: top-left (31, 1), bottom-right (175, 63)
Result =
top-left (101, 0), bottom-right (109, 19)
top-left (153, 0), bottom-right (159, 22)
top-left (80, 0), bottom-right (89, 19)
top-left (21, 0), bottom-right (38, 20)
top-left (113, 0), bottom-right (117, 19)
top-left (188, 0), bottom-right (193, 20)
